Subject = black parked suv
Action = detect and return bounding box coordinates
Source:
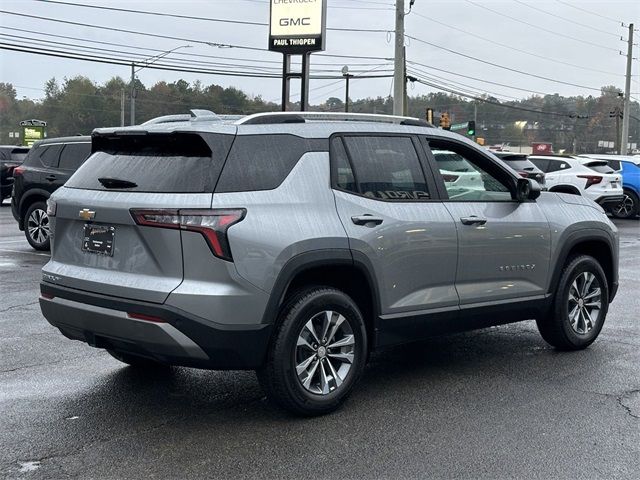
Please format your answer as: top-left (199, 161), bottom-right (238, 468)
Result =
top-left (1, 145), bottom-right (30, 202)
top-left (11, 136), bottom-right (91, 250)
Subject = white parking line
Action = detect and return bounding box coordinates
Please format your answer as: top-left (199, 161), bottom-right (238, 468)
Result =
top-left (0, 248), bottom-right (50, 257)
top-left (0, 240), bottom-right (27, 245)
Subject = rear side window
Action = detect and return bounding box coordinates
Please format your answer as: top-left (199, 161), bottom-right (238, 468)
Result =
top-left (58, 143), bottom-right (91, 171)
top-left (66, 133), bottom-right (231, 193)
top-left (607, 160), bottom-right (621, 171)
top-left (36, 145), bottom-right (63, 167)
top-left (338, 136), bottom-right (430, 200)
top-left (215, 135), bottom-right (326, 193)
top-left (540, 160), bottom-right (567, 172)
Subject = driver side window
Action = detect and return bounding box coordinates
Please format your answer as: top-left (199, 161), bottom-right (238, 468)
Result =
top-left (429, 143), bottom-right (513, 202)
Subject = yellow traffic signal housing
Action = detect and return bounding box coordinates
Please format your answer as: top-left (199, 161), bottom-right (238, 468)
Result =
top-left (440, 112), bottom-right (450, 130)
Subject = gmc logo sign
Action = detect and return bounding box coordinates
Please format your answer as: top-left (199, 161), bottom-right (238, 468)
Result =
top-left (280, 17), bottom-right (311, 27)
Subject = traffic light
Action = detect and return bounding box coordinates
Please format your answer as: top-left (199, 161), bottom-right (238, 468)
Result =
top-left (467, 121), bottom-right (476, 136)
top-left (440, 112), bottom-right (450, 130)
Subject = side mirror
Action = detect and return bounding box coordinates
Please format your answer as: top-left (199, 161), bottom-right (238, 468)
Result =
top-left (516, 178), bottom-right (541, 202)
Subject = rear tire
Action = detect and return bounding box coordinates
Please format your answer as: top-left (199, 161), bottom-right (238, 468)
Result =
top-left (612, 190), bottom-right (639, 219)
top-left (536, 255), bottom-right (609, 350)
top-left (107, 349), bottom-right (168, 369)
top-left (257, 287), bottom-right (368, 416)
top-left (24, 201), bottom-right (51, 251)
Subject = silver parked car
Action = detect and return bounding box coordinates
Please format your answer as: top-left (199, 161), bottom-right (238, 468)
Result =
top-left (40, 112), bottom-right (619, 415)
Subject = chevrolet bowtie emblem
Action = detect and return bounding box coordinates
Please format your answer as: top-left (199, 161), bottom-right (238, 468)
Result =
top-left (78, 208), bottom-right (96, 220)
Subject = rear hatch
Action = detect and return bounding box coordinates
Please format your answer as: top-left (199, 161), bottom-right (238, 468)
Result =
top-left (44, 129), bottom-right (235, 303)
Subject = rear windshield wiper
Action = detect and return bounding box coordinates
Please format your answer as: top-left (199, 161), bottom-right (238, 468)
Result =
top-left (98, 177), bottom-right (138, 189)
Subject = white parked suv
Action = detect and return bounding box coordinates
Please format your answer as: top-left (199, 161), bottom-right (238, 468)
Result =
top-left (529, 155), bottom-right (623, 210)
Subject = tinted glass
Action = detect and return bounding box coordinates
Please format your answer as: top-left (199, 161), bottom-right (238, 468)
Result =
top-left (67, 134), bottom-right (227, 193)
top-left (10, 148), bottom-right (29, 163)
top-left (430, 145), bottom-right (511, 201)
top-left (546, 160), bottom-right (569, 172)
top-left (529, 158), bottom-right (548, 172)
top-left (607, 160), bottom-right (621, 171)
top-left (343, 136), bottom-right (429, 200)
top-left (331, 137), bottom-right (356, 192)
top-left (502, 159), bottom-right (539, 171)
top-left (432, 151), bottom-right (475, 172)
top-left (58, 143), bottom-right (91, 170)
top-left (38, 145), bottom-right (63, 167)
top-left (216, 135), bottom-right (326, 193)
top-left (584, 163), bottom-right (615, 174)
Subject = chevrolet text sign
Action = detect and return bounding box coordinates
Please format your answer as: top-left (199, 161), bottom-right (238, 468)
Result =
top-left (269, 0), bottom-right (327, 54)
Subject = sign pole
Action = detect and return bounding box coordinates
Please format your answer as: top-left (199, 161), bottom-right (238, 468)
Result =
top-left (300, 53), bottom-right (310, 111)
top-left (281, 55), bottom-right (291, 111)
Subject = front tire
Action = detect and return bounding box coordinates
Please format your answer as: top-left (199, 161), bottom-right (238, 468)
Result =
top-left (258, 287), bottom-right (368, 416)
top-left (612, 190), bottom-right (639, 219)
top-left (24, 201), bottom-right (51, 251)
top-left (536, 255), bottom-right (609, 350)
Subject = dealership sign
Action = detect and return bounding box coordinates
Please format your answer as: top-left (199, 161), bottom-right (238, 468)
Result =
top-left (269, 0), bottom-right (327, 54)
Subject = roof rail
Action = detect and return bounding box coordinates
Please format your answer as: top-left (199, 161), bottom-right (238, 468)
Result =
top-left (236, 111), bottom-right (433, 127)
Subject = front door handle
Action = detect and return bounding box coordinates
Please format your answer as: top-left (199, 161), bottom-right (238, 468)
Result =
top-left (460, 216), bottom-right (487, 226)
top-left (45, 175), bottom-right (57, 181)
top-left (351, 215), bottom-right (384, 226)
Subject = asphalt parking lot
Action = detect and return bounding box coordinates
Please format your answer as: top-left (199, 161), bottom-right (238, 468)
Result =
top-left (0, 201), bottom-right (638, 479)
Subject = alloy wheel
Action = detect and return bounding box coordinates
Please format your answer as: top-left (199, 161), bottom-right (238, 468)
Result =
top-left (27, 208), bottom-right (50, 245)
top-left (295, 310), bottom-right (355, 395)
top-left (614, 194), bottom-right (634, 218)
top-left (567, 272), bottom-right (601, 335)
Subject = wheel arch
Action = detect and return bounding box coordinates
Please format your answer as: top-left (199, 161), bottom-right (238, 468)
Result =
top-left (261, 249), bottom-right (380, 349)
top-left (19, 188), bottom-right (51, 226)
top-left (548, 230), bottom-right (616, 302)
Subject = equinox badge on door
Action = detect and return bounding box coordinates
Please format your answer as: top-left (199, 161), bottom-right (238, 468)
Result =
top-left (78, 208), bottom-right (95, 221)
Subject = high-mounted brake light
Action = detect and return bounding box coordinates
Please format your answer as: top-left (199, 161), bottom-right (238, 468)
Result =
top-left (130, 208), bottom-right (246, 261)
top-left (577, 175), bottom-right (603, 189)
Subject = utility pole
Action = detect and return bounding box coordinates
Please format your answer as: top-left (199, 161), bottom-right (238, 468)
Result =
top-left (393, 0), bottom-right (405, 116)
top-left (120, 89), bottom-right (125, 127)
top-left (473, 102), bottom-right (478, 142)
top-left (130, 63), bottom-right (136, 126)
top-left (621, 23), bottom-right (634, 155)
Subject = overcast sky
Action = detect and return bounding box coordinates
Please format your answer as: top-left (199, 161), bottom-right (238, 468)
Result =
top-left (1, 0), bottom-right (639, 106)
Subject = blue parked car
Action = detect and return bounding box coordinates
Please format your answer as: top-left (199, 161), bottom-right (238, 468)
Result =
top-left (580, 154), bottom-right (640, 219)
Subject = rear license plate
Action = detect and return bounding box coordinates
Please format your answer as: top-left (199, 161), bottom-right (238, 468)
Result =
top-left (82, 224), bottom-right (115, 256)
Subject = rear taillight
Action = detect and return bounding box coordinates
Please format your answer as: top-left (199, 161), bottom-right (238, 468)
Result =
top-left (46, 198), bottom-right (57, 217)
top-left (577, 175), bottom-right (603, 189)
top-left (131, 208), bottom-right (246, 261)
top-left (442, 174), bottom-right (459, 182)
top-left (127, 312), bottom-right (165, 323)
top-left (517, 171), bottom-right (529, 178)
top-left (12, 166), bottom-right (25, 176)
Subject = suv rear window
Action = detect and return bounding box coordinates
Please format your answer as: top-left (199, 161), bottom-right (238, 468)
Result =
top-left (66, 133), bottom-right (232, 193)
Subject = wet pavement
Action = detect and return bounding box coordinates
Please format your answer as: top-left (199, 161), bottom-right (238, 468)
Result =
top-left (0, 200), bottom-right (638, 479)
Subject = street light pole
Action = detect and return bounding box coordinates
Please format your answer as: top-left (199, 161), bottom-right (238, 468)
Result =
top-left (342, 66), bottom-right (352, 112)
top-left (129, 44), bottom-right (191, 126)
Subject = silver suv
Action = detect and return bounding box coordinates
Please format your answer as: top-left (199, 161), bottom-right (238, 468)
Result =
top-left (40, 112), bottom-right (619, 416)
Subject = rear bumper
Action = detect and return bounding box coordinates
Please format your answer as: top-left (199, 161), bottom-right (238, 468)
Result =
top-left (39, 282), bottom-right (272, 370)
top-left (10, 197), bottom-right (20, 224)
top-left (594, 195), bottom-right (624, 207)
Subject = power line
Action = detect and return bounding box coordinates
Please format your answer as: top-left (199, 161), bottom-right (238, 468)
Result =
top-left (464, 0), bottom-right (620, 53)
top-left (0, 25), bottom-right (392, 68)
top-left (0, 42), bottom-right (395, 81)
top-left (408, 73), bottom-right (587, 118)
top-left (512, 0), bottom-right (621, 38)
top-left (410, 11), bottom-right (623, 77)
top-left (554, 0), bottom-right (624, 25)
top-left (406, 34), bottom-right (604, 92)
top-left (32, 0), bottom-right (393, 33)
top-left (406, 59), bottom-right (550, 96)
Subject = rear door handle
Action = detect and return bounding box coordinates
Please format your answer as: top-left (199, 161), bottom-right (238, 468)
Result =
top-left (460, 216), bottom-right (487, 226)
top-left (45, 175), bottom-right (57, 181)
top-left (351, 215), bottom-right (384, 226)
